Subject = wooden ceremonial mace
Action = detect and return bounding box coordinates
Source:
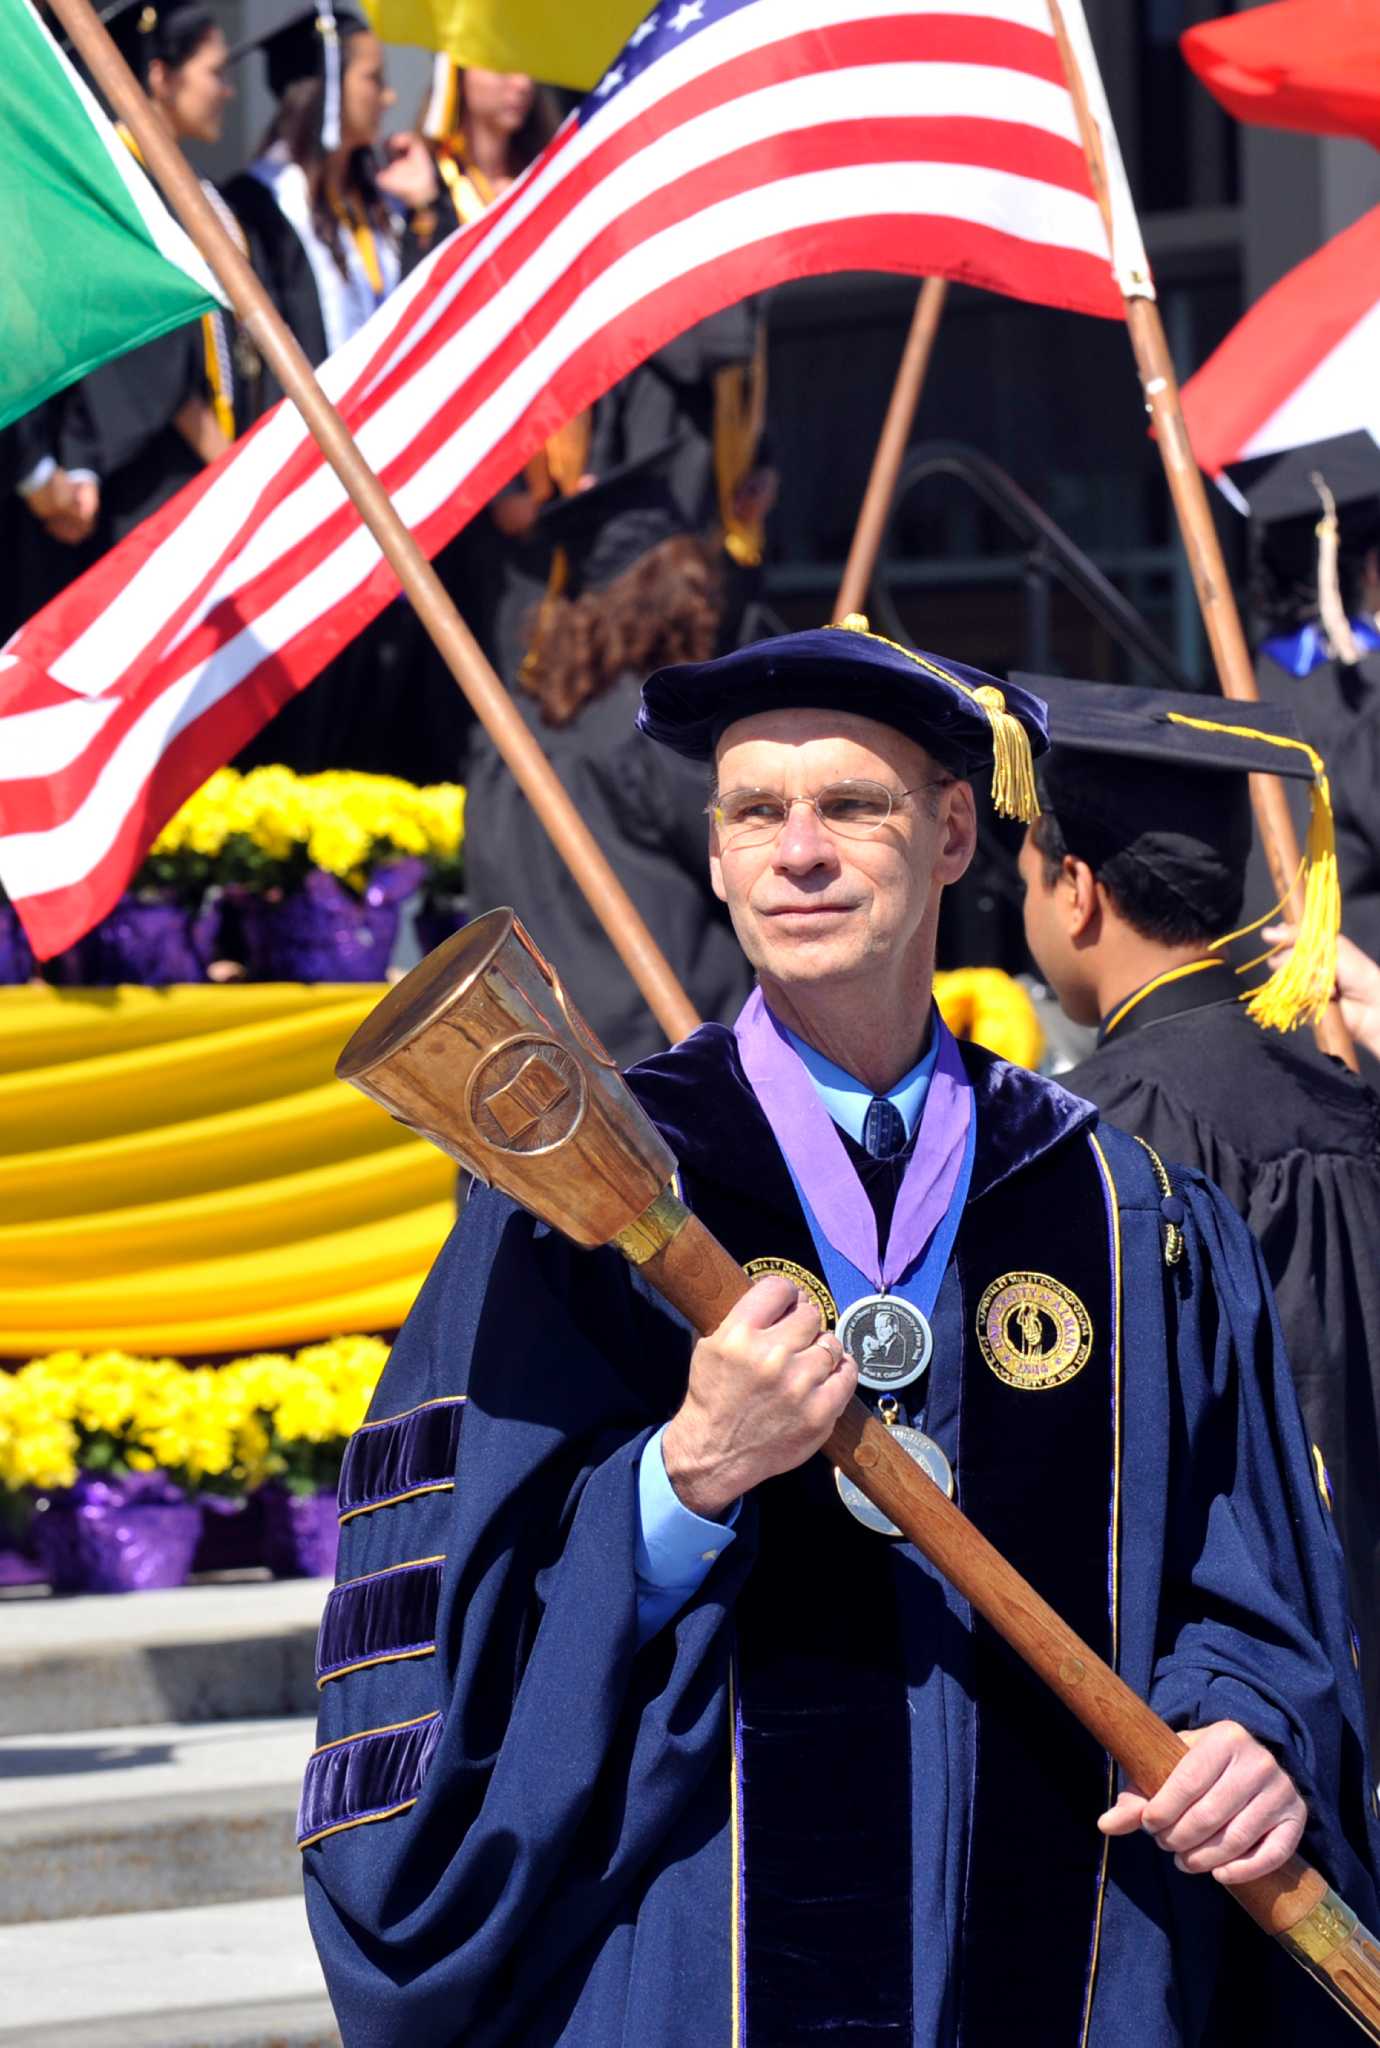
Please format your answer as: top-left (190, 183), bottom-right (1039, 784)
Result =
top-left (44, 0), bottom-right (701, 1050)
top-left (339, 908), bottom-right (1380, 2043)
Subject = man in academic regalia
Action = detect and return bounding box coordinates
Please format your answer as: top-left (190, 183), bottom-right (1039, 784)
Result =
top-left (301, 625), bottom-right (1379, 2047)
top-left (1016, 674), bottom-right (1380, 1762)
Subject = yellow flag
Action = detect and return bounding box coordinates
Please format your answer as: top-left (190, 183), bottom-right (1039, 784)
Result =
top-left (363, 0), bottom-right (650, 90)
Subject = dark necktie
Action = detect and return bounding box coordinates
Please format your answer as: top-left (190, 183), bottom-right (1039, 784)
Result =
top-left (862, 1095), bottom-right (906, 1161)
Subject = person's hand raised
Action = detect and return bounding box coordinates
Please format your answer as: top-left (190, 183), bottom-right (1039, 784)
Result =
top-left (661, 1275), bottom-right (856, 1520)
top-left (378, 132), bottom-right (440, 211)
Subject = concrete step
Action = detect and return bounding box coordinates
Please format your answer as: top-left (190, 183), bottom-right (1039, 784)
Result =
top-left (0, 1576), bottom-right (328, 1738)
top-left (0, 1715), bottom-right (315, 1922)
top-left (0, 1895), bottom-right (338, 2047)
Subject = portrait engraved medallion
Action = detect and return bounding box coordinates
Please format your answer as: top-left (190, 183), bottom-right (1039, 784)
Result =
top-left (743, 1257), bottom-right (837, 1332)
top-left (837, 1425), bottom-right (954, 1534)
top-left (467, 1035), bottom-right (587, 1155)
top-left (976, 1271), bottom-right (1093, 1390)
top-left (837, 1292), bottom-right (932, 1391)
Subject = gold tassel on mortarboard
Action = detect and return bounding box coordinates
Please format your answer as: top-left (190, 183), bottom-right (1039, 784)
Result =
top-left (714, 325), bottom-right (769, 569)
top-left (1165, 710), bottom-right (1340, 1032)
top-left (829, 613), bottom-right (1040, 823)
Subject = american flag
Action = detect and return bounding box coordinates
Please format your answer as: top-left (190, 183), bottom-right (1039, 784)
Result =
top-left (0, 0), bottom-right (1119, 958)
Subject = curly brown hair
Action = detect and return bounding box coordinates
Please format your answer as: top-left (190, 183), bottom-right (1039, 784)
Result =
top-left (520, 536), bottom-right (723, 728)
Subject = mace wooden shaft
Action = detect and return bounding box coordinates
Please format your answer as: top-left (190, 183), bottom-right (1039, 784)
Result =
top-left (47, 0), bottom-right (700, 1049)
top-left (1046, 0), bottom-right (1356, 1071)
top-left (833, 277), bottom-right (949, 621)
top-left (640, 1205), bottom-right (1380, 2039)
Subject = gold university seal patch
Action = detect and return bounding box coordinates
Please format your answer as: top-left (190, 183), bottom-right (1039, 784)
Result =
top-left (744, 1257), bottom-right (837, 1331)
top-left (976, 1271), bottom-right (1092, 1390)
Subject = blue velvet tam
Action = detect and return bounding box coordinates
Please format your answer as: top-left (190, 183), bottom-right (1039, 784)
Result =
top-left (637, 614), bottom-right (1049, 819)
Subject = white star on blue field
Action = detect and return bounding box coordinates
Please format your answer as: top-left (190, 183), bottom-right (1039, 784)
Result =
top-left (581, 0), bottom-right (763, 121)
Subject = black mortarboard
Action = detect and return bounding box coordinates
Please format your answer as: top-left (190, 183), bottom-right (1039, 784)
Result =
top-left (640, 615), bottom-right (1048, 822)
top-left (101, 0), bottom-right (163, 82)
top-left (1016, 673), bottom-right (1338, 1032)
top-left (1227, 431), bottom-right (1380, 527)
top-left (537, 437), bottom-right (684, 594)
top-left (229, 3), bottom-right (365, 145)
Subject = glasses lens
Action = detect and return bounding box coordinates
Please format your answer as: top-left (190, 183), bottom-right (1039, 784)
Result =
top-left (716, 790), bottom-right (789, 842)
top-left (815, 781), bottom-right (894, 835)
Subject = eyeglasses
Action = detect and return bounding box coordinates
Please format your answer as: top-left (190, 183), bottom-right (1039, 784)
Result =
top-left (710, 778), bottom-right (951, 847)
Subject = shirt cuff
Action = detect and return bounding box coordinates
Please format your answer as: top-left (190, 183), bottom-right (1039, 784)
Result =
top-left (16, 456), bottom-right (57, 497)
top-left (635, 1424), bottom-right (739, 1590)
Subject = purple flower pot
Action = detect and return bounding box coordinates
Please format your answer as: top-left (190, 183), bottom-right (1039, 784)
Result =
top-left (0, 1542), bottom-right (45, 1588)
top-left (414, 893), bottom-right (469, 958)
top-left (191, 1492), bottom-right (265, 1576)
top-left (32, 1472), bottom-right (203, 1594)
top-left (259, 1485), bottom-right (340, 1579)
top-left (236, 866), bottom-right (423, 982)
top-left (0, 901), bottom-right (35, 985)
top-left (46, 893), bottom-right (210, 988)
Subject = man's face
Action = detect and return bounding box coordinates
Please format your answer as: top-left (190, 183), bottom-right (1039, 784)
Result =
top-left (1017, 826), bottom-right (1099, 1026)
top-left (708, 708), bottom-right (976, 995)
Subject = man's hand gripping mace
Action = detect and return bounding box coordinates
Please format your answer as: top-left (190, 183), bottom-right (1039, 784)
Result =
top-left (338, 909), bottom-right (1380, 2040)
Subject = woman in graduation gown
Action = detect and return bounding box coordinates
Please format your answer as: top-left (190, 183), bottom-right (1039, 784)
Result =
top-left (52, 3), bottom-right (239, 554)
top-left (462, 457), bottom-right (754, 1067)
top-left (224, 7), bottom-right (458, 776)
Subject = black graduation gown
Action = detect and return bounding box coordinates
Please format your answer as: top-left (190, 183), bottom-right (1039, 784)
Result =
top-left (590, 301), bottom-right (762, 533)
top-left (56, 320), bottom-right (208, 548)
top-left (1250, 650), bottom-right (1380, 963)
top-left (1064, 958), bottom-right (1380, 1758)
top-left (223, 174), bottom-right (465, 778)
top-left (0, 402), bottom-right (80, 640)
top-left (301, 1030), bottom-right (1379, 2046)
top-left (462, 672), bottom-right (753, 1065)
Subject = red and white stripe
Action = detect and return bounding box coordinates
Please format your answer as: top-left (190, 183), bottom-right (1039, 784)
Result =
top-left (0, 0), bottom-right (1118, 958)
top-left (1180, 203), bottom-right (1380, 487)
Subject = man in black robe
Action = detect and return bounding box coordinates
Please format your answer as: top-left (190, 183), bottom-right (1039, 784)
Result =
top-left (303, 628), bottom-right (1379, 2046)
top-left (1016, 674), bottom-right (1380, 1760)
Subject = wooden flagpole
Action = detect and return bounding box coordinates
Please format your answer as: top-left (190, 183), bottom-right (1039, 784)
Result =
top-left (45, 0), bottom-right (701, 1048)
top-left (1046, 0), bottom-right (1356, 1069)
top-left (833, 277), bottom-right (949, 620)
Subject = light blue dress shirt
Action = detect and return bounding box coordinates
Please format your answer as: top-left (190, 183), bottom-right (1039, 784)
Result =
top-left (633, 1019), bottom-right (937, 1641)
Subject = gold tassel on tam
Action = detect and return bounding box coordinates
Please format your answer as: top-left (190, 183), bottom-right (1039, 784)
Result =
top-left (1166, 711), bottom-right (1340, 1031)
top-left (971, 683), bottom-right (1040, 823)
top-left (827, 614), bottom-right (1041, 822)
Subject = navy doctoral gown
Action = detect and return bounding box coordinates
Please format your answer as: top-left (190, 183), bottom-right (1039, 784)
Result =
top-left (301, 1029), bottom-right (1380, 2047)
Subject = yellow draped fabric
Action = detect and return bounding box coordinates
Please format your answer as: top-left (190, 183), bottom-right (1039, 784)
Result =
top-left (362, 0), bottom-right (646, 90)
top-left (0, 971), bottom-right (1043, 1360)
top-left (0, 986), bottom-right (455, 1360)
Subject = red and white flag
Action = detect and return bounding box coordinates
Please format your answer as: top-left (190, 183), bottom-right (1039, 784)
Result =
top-left (1, 0), bottom-right (1124, 957)
top-left (1179, 204), bottom-right (1380, 487)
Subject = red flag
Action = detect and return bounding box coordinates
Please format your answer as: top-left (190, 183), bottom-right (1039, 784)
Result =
top-left (1179, 204), bottom-right (1380, 481)
top-left (0, 0), bottom-right (1123, 961)
top-left (1181, 0), bottom-right (1380, 151)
